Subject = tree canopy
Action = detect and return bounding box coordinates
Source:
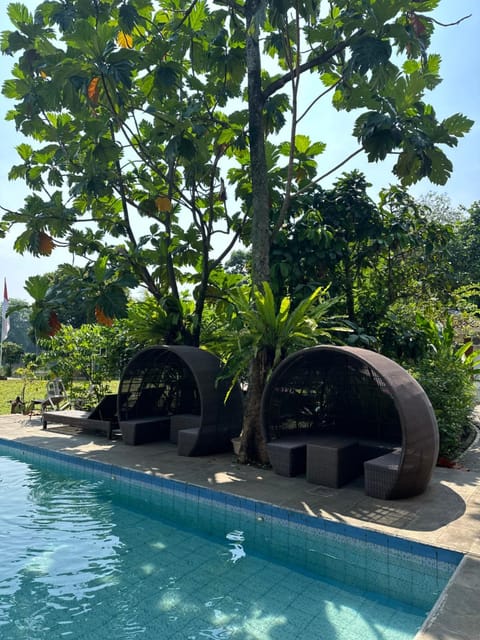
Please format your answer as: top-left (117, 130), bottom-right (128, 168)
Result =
top-left (1, 1), bottom-right (473, 336)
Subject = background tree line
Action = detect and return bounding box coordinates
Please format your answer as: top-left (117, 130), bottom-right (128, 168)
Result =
top-left (4, 185), bottom-right (480, 459)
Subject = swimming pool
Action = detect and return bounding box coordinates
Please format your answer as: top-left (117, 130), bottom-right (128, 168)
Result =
top-left (0, 440), bottom-right (462, 640)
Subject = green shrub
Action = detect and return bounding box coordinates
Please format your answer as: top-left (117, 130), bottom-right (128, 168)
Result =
top-left (400, 313), bottom-right (479, 459)
top-left (411, 355), bottom-right (476, 459)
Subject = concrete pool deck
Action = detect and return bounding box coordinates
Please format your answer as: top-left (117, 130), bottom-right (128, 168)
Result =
top-left (1, 412), bottom-right (479, 640)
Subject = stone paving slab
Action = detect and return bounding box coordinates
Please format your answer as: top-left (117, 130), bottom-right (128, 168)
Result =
top-left (1, 413), bottom-right (479, 639)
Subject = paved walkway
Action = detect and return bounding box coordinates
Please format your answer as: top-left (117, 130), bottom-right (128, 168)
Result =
top-left (1, 413), bottom-right (479, 640)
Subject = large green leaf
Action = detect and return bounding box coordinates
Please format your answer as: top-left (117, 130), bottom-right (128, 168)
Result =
top-left (7, 2), bottom-right (32, 28)
top-left (349, 36), bottom-right (392, 74)
top-left (442, 113), bottom-right (474, 138)
top-left (24, 274), bottom-right (51, 301)
top-left (119, 3), bottom-right (142, 33)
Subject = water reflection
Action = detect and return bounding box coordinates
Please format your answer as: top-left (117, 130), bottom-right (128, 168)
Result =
top-left (0, 453), bottom-right (425, 640)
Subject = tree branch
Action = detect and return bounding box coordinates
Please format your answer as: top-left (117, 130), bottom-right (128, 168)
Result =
top-left (175, 0), bottom-right (200, 31)
top-left (297, 81), bottom-right (339, 124)
top-left (430, 14), bottom-right (471, 28)
top-left (263, 30), bottom-right (364, 101)
top-left (272, 2), bottom-right (301, 239)
top-left (295, 148), bottom-right (364, 197)
top-left (209, 225), bottom-right (243, 271)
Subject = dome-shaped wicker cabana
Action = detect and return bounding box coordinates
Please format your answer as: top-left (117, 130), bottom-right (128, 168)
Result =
top-left (262, 345), bottom-right (439, 499)
top-left (118, 345), bottom-right (243, 456)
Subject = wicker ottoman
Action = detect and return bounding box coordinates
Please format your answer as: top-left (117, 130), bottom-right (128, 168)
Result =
top-left (306, 436), bottom-right (360, 487)
top-left (267, 439), bottom-right (308, 477)
top-left (120, 417), bottom-right (171, 445)
top-left (364, 450), bottom-right (402, 499)
top-left (169, 414), bottom-right (201, 444)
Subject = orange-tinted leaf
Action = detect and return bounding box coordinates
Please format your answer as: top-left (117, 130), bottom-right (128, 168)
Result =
top-left (117, 31), bottom-right (133, 48)
top-left (155, 196), bottom-right (172, 212)
top-left (38, 231), bottom-right (54, 256)
top-left (88, 77), bottom-right (100, 105)
top-left (48, 311), bottom-right (62, 336)
top-left (95, 306), bottom-right (114, 327)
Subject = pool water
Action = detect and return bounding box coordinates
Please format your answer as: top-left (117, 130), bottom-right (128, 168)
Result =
top-left (0, 443), bottom-right (461, 640)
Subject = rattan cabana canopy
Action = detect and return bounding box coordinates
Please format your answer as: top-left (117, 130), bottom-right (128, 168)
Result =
top-left (118, 345), bottom-right (243, 455)
top-left (261, 345), bottom-right (439, 499)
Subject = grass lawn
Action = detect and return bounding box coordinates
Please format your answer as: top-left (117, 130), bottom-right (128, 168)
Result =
top-left (0, 379), bottom-right (48, 415)
top-left (0, 379), bottom-right (119, 415)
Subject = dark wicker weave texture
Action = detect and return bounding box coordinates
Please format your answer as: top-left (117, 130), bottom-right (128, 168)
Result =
top-left (262, 346), bottom-right (439, 499)
top-left (118, 345), bottom-right (243, 455)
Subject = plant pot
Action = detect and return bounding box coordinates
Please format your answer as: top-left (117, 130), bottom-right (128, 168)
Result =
top-left (231, 437), bottom-right (241, 456)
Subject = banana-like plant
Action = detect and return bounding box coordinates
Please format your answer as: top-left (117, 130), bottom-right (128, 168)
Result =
top-left (416, 313), bottom-right (480, 374)
top-left (412, 313), bottom-right (479, 458)
top-left (218, 281), bottom-right (347, 396)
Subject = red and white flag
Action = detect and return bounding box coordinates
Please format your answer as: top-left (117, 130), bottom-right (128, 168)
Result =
top-left (1, 279), bottom-right (10, 342)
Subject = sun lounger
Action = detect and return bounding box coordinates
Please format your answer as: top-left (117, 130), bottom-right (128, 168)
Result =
top-left (42, 409), bottom-right (116, 438)
top-left (42, 394), bottom-right (119, 439)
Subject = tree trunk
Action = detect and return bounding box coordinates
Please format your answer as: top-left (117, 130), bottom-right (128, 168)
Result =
top-left (237, 348), bottom-right (270, 465)
top-left (237, 1), bottom-right (272, 464)
top-left (343, 251), bottom-right (356, 322)
top-left (246, 0), bottom-right (270, 286)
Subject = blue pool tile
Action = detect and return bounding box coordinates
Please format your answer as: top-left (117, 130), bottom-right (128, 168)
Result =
top-left (366, 528), bottom-right (390, 548)
top-left (0, 439), bottom-right (463, 625)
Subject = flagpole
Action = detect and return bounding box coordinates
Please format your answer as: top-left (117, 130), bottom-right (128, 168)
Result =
top-left (0, 316), bottom-right (3, 369)
top-left (1, 278), bottom-right (10, 371)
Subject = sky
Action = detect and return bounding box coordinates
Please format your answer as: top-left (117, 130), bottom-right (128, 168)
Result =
top-left (0, 0), bottom-right (479, 302)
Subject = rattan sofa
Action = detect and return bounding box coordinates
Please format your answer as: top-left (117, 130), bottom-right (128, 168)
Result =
top-left (262, 346), bottom-right (439, 499)
top-left (117, 345), bottom-right (243, 456)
